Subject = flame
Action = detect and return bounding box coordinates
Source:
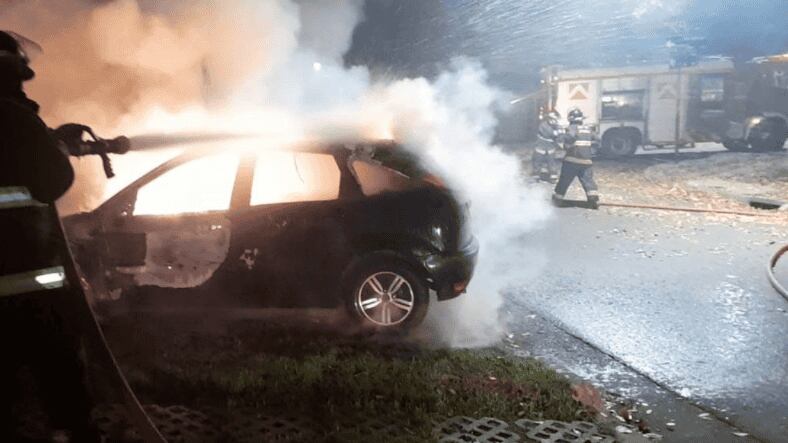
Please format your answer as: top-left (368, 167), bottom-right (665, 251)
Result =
top-left (122, 106), bottom-right (301, 138)
top-left (364, 118), bottom-right (394, 141)
top-left (133, 151), bottom-right (240, 216)
top-left (129, 138), bottom-right (341, 217)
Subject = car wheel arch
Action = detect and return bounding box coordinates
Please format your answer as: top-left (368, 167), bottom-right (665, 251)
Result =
top-left (340, 250), bottom-right (431, 331)
top-left (750, 115), bottom-right (788, 151)
top-left (340, 249), bottom-right (431, 292)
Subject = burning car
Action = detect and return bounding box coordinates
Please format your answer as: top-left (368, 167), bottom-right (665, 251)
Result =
top-left (64, 140), bottom-right (478, 331)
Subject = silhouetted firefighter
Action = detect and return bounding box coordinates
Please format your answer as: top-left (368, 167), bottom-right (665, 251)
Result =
top-left (532, 109), bottom-right (564, 183)
top-left (0, 30), bottom-right (134, 442)
top-left (552, 107), bottom-right (600, 209)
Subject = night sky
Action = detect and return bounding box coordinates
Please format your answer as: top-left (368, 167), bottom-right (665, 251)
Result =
top-left (347, 0), bottom-right (788, 92)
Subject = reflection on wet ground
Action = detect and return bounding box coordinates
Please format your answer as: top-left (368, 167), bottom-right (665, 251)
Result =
top-left (509, 208), bottom-right (788, 441)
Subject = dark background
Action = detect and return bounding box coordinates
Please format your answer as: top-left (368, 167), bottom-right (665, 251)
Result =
top-left (348, 0), bottom-right (788, 92)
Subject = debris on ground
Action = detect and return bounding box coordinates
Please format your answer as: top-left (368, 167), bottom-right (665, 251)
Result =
top-left (572, 383), bottom-right (605, 414)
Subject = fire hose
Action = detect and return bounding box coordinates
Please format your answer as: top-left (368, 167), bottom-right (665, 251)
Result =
top-left (767, 244), bottom-right (788, 301)
top-left (0, 124), bottom-right (165, 441)
top-left (598, 201), bottom-right (772, 217)
top-left (55, 126), bottom-right (166, 441)
top-left (59, 219), bottom-right (168, 443)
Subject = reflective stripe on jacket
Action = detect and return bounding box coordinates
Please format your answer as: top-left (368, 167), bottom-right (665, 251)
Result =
top-left (563, 124), bottom-right (596, 165)
top-left (0, 266), bottom-right (66, 297)
top-left (0, 186), bottom-right (66, 297)
top-left (0, 186), bottom-right (43, 209)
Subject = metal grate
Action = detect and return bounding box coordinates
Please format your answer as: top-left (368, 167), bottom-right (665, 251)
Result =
top-left (436, 416), bottom-right (522, 443)
top-left (515, 419), bottom-right (616, 443)
top-left (224, 411), bottom-right (318, 442)
top-left (143, 405), bottom-right (222, 443)
top-left (93, 404), bottom-right (223, 442)
top-left (92, 404), bottom-right (617, 442)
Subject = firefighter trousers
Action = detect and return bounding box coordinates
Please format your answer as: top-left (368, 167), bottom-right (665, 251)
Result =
top-left (554, 161), bottom-right (599, 200)
top-left (0, 292), bottom-right (97, 441)
top-left (531, 150), bottom-right (559, 180)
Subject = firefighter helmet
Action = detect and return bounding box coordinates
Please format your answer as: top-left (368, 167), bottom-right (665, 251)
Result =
top-left (567, 107), bottom-right (584, 124)
top-left (0, 30), bottom-right (36, 82)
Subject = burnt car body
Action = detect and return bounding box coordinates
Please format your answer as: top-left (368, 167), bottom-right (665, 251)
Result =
top-left (64, 140), bottom-right (478, 330)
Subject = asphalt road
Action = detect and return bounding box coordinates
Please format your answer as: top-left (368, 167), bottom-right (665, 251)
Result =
top-left (507, 203), bottom-right (788, 442)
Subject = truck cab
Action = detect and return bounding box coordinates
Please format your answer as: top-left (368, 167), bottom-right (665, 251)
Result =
top-left (720, 54), bottom-right (788, 152)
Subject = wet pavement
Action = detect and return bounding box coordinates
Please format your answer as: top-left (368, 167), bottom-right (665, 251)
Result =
top-left (506, 203), bottom-right (788, 442)
top-left (501, 305), bottom-right (757, 442)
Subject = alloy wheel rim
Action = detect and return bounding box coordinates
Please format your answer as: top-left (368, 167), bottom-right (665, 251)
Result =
top-left (356, 271), bottom-right (415, 326)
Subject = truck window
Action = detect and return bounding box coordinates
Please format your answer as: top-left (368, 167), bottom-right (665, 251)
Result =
top-left (773, 69), bottom-right (787, 89)
top-left (699, 75), bottom-right (725, 103)
top-left (601, 91), bottom-right (645, 120)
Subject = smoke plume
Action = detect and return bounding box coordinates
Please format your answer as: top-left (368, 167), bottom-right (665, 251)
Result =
top-left (1, 0), bottom-right (551, 346)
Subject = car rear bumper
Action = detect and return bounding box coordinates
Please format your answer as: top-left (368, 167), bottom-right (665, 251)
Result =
top-left (421, 237), bottom-right (479, 301)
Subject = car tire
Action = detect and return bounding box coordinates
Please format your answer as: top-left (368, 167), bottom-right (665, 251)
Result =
top-left (344, 256), bottom-right (429, 333)
top-left (722, 139), bottom-right (750, 152)
top-left (601, 131), bottom-right (638, 157)
top-left (748, 118), bottom-right (788, 152)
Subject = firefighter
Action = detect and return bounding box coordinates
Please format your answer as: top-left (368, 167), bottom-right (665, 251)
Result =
top-left (532, 109), bottom-right (563, 183)
top-left (552, 107), bottom-right (600, 208)
top-left (0, 30), bottom-right (99, 442)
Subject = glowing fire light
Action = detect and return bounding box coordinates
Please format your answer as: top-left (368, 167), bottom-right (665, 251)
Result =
top-left (131, 141), bottom-right (342, 217)
top-left (366, 118), bottom-right (394, 141)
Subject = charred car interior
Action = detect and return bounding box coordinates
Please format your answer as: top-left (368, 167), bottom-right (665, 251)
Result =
top-left (65, 140), bottom-right (478, 330)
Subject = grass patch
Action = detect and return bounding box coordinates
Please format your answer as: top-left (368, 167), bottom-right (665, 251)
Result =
top-left (106, 318), bottom-right (588, 441)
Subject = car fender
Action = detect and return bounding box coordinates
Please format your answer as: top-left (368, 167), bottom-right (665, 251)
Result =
top-left (340, 247), bottom-right (434, 294)
top-left (738, 113), bottom-right (787, 139)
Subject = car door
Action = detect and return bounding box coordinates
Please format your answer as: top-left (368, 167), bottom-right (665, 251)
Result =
top-left (98, 151), bottom-right (243, 292)
top-left (225, 149), bottom-right (352, 307)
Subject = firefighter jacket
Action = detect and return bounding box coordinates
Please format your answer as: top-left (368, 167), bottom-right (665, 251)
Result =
top-left (1, 93), bottom-right (74, 294)
top-left (535, 120), bottom-right (563, 155)
top-left (0, 95), bottom-right (74, 202)
top-left (562, 123), bottom-right (597, 165)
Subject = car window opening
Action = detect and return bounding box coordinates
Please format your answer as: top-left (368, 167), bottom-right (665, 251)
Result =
top-left (364, 147), bottom-right (448, 191)
top-left (133, 153), bottom-right (240, 216)
top-left (250, 151), bottom-right (340, 206)
top-left (351, 160), bottom-right (422, 196)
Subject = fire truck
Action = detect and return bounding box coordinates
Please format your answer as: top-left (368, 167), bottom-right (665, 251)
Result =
top-left (543, 54), bottom-right (788, 157)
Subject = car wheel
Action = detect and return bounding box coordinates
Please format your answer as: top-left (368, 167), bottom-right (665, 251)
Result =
top-left (722, 139), bottom-right (750, 152)
top-left (749, 118), bottom-right (788, 152)
top-left (602, 132), bottom-right (638, 157)
top-left (345, 258), bottom-right (429, 332)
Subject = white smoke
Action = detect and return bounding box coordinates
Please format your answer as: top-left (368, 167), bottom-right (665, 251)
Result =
top-left (1, 0), bottom-right (552, 346)
top-left (359, 61), bottom-right (552, 346)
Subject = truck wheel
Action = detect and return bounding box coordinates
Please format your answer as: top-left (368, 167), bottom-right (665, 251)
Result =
top-left (602, 131), bottom-right (638, 157)
top-left (748, 118), bottom-right (788, 152)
